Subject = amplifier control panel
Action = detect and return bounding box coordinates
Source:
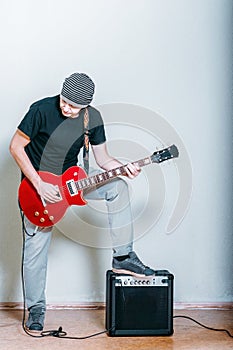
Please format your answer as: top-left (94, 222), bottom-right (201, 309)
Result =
top-left (114, 275), bottom-right (169, 287)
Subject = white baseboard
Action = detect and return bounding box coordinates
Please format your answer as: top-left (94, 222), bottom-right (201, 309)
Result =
top-left (174, 302), bottom-right (233, 310)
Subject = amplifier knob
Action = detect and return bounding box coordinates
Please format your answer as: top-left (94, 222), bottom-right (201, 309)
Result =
top-left (124, 280), bottom-right (128, 285)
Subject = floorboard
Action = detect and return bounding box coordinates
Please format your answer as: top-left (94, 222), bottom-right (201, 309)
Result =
top-left (0, 308), bottom-right (232, 349)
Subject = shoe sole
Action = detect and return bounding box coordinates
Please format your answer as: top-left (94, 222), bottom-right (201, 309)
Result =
top-left (112, 268), bottom-right (154, 278)
top-left (25, 325), bottom-right (43, 333)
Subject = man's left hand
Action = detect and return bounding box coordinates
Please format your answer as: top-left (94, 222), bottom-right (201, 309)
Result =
top-left (124, 163), bottom-right (141, 179)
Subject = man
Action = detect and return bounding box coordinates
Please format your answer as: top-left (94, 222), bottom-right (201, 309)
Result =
top-left (9, 72), bottom-right (155, 332)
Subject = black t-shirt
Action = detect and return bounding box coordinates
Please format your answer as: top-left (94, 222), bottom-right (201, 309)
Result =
top-left (18, 95), bottom-right (106, 175)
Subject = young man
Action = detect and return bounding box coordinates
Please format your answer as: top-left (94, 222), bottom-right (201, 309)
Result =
top-left (9, 72), bottom-right (155, 332)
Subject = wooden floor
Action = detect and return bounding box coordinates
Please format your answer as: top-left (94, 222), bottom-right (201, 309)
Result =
top-left (0, 308), bottom-right (232, 350)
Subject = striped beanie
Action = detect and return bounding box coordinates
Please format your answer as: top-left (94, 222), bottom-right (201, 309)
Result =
top-left (61, 73), bottom-right (95, 107)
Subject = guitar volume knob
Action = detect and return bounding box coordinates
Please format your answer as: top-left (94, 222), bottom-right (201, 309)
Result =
top-left (49, 216), bottom-right (54, 221)
top-left (43, 210), bottom-right (48, 215)
top-left (34, 211), bottom-right (39, 216)
top-left (40, 218), bottom-right (45, 223)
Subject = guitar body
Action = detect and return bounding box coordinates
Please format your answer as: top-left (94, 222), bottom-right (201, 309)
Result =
top-left (18, 166), bottom-right (87, 227)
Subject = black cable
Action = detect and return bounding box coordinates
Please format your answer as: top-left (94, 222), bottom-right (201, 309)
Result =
top-left (174, 315), bottom-right (233, 339)
top-left (41, 327), bottom-right (110, 339)
top-left (19, 207), bottom-right (112, 339)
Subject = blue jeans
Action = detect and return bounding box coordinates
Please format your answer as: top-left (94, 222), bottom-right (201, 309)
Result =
top-left (23, 175), bottom-right (134, 310)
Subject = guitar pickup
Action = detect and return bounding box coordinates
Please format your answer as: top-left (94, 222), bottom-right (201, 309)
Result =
top-left (66, 179), bottom-right (78, 196)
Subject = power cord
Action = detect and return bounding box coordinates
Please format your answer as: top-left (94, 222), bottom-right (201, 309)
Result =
top-left (173, 315), bottom-right (233, 339)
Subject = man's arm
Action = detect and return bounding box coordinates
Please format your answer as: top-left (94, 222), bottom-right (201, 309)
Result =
top-left (9, 130), bottom-right (60, 203)
top-left (92, 142), bottom-right (140, 179)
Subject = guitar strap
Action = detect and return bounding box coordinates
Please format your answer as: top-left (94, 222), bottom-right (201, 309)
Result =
top-left (83, 107), bottom-right (90, 174)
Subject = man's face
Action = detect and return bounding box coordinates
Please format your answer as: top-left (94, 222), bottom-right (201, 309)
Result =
top-left (60, 97), bottom-right (82, 118)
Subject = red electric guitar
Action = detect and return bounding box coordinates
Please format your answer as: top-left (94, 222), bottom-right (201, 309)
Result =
top-left (18, 144), bottom-right (179, 227)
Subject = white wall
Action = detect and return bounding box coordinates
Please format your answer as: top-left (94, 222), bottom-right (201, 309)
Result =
top-left (0, 0), bottom-right (232, 304)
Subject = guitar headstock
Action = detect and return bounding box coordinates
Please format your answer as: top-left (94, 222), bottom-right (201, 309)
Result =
top-left (151, 144), bottom-right (179, 163)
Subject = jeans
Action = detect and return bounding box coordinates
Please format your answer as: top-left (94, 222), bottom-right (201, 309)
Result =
top-left (23, 174), bottom-right (134, 310)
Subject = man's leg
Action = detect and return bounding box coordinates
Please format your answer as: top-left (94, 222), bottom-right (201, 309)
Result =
top-left (84, 175), bottom-right (133, 256)
top-left (84, 171), bottom-right (155, 277)
top-left (23, 216), bottom-right (52, 330)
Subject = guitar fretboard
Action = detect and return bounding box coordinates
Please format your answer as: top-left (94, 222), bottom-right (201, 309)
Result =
top-left (74, 156), bottom-right (152, 191)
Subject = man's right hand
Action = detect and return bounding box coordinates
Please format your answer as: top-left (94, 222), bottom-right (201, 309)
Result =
top-left (37, 180), bottom-right (61, 203)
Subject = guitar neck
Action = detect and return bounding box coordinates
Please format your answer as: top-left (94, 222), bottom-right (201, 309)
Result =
top-left (75, 156), bottom-right (152, 191)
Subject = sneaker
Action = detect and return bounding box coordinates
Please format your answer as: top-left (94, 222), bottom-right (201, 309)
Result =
top-left (112, 251), bottom-right (155, 278)
top-left (25, 306), bottom-right (45, 331)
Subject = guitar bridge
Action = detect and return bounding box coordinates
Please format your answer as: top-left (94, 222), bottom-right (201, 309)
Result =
top-left (66, 179), bottom-right (78, 196)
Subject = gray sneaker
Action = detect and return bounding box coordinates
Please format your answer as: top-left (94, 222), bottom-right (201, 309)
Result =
top-left (112, 251), bottom-right (155, 278)
top-left (25, 306), bottom-right (45, 331)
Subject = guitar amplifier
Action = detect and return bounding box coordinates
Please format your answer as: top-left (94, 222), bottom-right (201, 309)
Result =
top-left (105, 270), bottom-right (174, 336)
